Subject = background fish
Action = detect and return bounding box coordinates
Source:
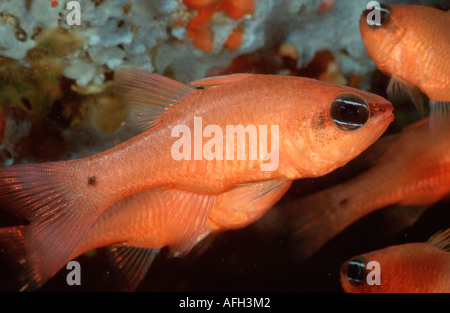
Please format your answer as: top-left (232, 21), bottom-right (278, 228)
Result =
top-left (0, 70), bottom-right (393, 290)
top-left (0, 180), bottom-right (291, 291)
top-left (340, 228), bottom-right (450, 293)
top-left (359, 4), bottom-right (450, 124)
top-left (287, 112), bottom-right (450, 261)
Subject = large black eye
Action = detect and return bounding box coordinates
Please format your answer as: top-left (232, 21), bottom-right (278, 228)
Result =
top-left (363, 3), bottom-right (391, 27)
top-left (331, 95), bottom-right (370, 131)
top-left (346, 257), bottom-right (367, 286)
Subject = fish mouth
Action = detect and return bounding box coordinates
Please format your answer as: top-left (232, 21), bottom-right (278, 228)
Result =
top-left (368, 101), bottom-right (394, 139)
top-left (371, 100), bottom-right (394, 123)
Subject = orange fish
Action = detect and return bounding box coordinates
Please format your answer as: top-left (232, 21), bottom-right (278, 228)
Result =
top-left (288, 113), bottom-right (450, 261)
top-left (359, 4), bottom-right (450, 123)
top-left (340, 229), bottom-right (450, 293)
top-left (1, 180), bottom-right (291, 291)
top-left (0, 69), bottom-right (393, 290)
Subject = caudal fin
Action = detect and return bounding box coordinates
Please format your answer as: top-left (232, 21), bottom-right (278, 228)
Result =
top-left (0, 162), bottom-right (104, 290)
top-left (0, 226), bottom-right (42, 291)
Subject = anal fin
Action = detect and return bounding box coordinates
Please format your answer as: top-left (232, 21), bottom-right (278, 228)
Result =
top-left (107, 244), bottom-right (158, 292)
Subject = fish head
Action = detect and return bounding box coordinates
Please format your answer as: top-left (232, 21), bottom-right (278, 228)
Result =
top-left (359, 4), bottom-right (407, 75)
top-left (340, 243), bottom-right (426, 293)
top-left (294, 83), bottom-right (393, 176)
top-left (340, 254), bottom-right (379, 293)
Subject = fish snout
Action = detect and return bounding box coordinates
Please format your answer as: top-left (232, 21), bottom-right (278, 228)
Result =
top-left (370, 99), bottom-right (394, 123)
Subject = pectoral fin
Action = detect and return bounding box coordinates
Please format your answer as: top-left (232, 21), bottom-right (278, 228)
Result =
top-left (429, 100), bottom-right (450, 136)
top-left (386, 77), bottom-right (427, 116)
top-left (208, 179), bottom-right (292, 231)
top-left (428, 228), bottom-right (450, 252)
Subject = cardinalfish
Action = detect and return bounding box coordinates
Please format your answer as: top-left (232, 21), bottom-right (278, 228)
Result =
top-left (287, 106), bottom-right (450, 261)
top-left (359, 4), bottom-right (450, 127)
top-left (340, 229), bottom-right (450, 293)
top-left (1, 180), bottom-right (291, 291)
top-left (0, 69), bottom-right (393, 290)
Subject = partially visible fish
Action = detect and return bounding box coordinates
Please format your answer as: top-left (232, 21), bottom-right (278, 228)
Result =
top-left (359, 4), bottom-right (450, 125)
top-left (0, 180), bottom-right (291, 291)
top-left (287, 112), bottom-right (450, 261)
top-left (0, 70), bottom-right (393, 290)
top-left (340, 229), bottom-right (450, 293)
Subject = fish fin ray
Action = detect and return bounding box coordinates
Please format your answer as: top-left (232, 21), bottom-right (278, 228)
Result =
top-left (428, 228), bottom-right (450, 252)
top-left (0, 163), bottom-right (101, 287)
top-left (386, 77), bottom-right (427, 116)
top-left (107, 244), bottom-right (159, 291)
top-left (114, 68), bottom-right (194, 132)
top-left (154, 189), bottom-right (216, 257)
top-left (209, 180), bottom-right (292, 231)
top-left (221, 179), bottom-right (290, 204)
top-left (429, 100), bottom-right (450, 135)
top-left (0, 226), bottom-right (42, 291)
top-left (190, 73), bottom-right (254, 88)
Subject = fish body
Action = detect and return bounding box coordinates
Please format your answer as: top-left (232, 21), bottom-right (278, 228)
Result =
top-left (340, 229), bottom-right (450, 293)
top-left (71, 180), bottom-right (292, 258)
top-left (61, 179), bottom-right (291, 290)
top-left (360, 4), bottom-right (450, 102)
top-left (289, 117), bottom-right (450, 260)
top-left (0, 71), bottom-right (393, 290)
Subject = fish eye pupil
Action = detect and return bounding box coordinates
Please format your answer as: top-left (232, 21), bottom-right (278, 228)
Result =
top-left (379, 4), bottom-right (391, 26)
top-left (371, 3), bottom-right (391, 27)
top-left (346, 257), bottom-right (367, 286)
top-left (363, 3), bottom-right (391, 28)
top-left (331, 95), bottom-right (369, 131)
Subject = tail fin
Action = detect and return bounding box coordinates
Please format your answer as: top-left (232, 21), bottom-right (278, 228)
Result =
top-left (0, 226), bottom-right (42, 291)
top-left (0, 162), bottom-right (104, 290)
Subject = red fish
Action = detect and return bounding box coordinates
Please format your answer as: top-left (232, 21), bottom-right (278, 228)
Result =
top-left (0, 70), bottom-right (393, 290)
top-left (340, 229), bottom-right (450, 293)
top-left (360, 4), bottom-right (450, 124)
top-left (288, 112), bottom-right (450, 261)
top-left (0, 180), bottom-right (291, 291)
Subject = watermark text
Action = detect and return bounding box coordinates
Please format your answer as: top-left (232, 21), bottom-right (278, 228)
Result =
top-left (171, 117), bottom-right (279, 171)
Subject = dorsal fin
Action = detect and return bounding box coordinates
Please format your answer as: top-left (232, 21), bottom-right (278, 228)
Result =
top-left (428, 228), bottom-right (450, 252)
top-left (114, 68), bottom-right (194, 131)
top-left (190, 73), bottom-right (254, 89)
